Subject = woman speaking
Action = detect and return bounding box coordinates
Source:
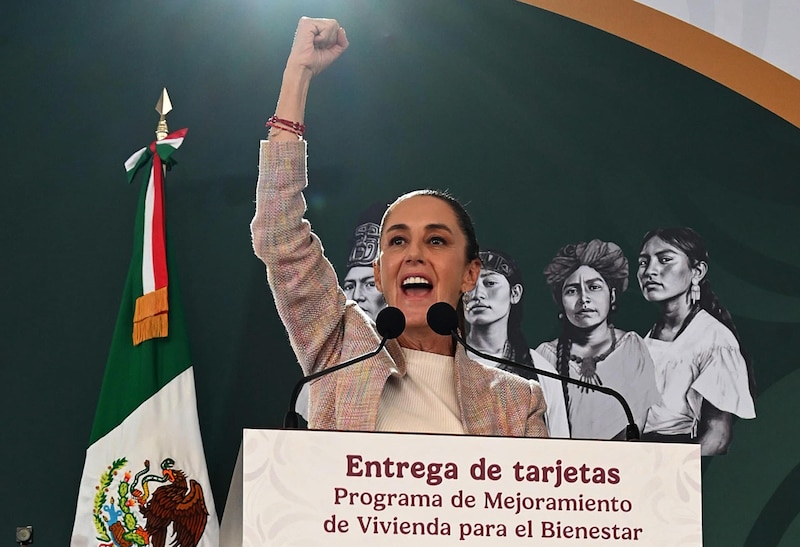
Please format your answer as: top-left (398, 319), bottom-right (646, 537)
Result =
top-left (251, 17), bottom-right (547, 437)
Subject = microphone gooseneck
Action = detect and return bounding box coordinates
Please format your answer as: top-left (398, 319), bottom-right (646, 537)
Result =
top-left (426, 302), bottom-right (640, 441)
top-left (284, 306), bottom-right (406, 428)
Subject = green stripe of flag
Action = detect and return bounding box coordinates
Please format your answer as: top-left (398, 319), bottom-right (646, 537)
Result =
top-left (89, 170), bottom-right (190, 443)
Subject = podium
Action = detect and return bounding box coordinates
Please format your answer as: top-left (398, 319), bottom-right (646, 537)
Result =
top-left (221, 429), bottom-right (701, 546)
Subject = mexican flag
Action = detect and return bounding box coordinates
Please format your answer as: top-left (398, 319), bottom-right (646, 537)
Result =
top-left (70, 129), bottom-right (219, 547)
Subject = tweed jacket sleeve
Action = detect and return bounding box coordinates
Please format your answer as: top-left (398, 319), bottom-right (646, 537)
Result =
top-left (250, 139), bottom-right (350, 375)
top-left (250, 140), bottom-right (406, 431)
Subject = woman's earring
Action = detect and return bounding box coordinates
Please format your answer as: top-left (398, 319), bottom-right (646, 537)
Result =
top-left (610, 303), bottom-right (617, 313)
top-left (558, 312), bottom-right (565, 321)
top-left (690, 279), bottom-right (701, 304)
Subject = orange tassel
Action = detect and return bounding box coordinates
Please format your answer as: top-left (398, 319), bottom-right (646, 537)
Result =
top-left (133, 314), bottom-right (168, 345)
top-left (133, 287), bottom-right (169, 345)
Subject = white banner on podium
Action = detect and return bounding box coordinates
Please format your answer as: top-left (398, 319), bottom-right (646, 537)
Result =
top-left (222, 429), bottom-right (701, 546)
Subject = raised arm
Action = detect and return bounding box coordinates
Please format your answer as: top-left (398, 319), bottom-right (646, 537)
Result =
top-left (269, 17), bottom-right (348, 142)
top-left (251, 17), bottom-right (353, 376)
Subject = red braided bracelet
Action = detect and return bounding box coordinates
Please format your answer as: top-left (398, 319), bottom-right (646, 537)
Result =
top-left (266, 115), bottom-right (306, 136)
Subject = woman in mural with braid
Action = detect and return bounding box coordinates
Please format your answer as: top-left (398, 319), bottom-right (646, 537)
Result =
top-left (535, 240), bottom-right (659, 440)
top-left (637, 227), bottom-right (756, 456)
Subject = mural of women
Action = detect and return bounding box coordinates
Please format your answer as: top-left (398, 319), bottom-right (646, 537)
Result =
top-left (536, 240), bottom-right (659, 440)
top-left (463, 249), bottom-right (570, 438)
top-left (637, 227), bottom-right (756, 456)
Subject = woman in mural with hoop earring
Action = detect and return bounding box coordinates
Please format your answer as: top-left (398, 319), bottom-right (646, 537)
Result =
top-left (535, 240), bottom-right (659, 440)
top-left (637, 227), bottom-right (756, 456)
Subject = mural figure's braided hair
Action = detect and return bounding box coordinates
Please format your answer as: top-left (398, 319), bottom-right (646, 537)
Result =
top-left (555, 316), bottom-right (573, 436)
top-left (543, 239), bottom-right (630, 437)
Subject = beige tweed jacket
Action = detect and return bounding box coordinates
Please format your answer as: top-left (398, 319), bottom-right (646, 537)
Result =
top-left (251, 139), bottom-right (548, 437)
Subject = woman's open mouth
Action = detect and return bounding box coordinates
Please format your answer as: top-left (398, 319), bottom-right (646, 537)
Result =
top-left (401, 276), bottom-right (433, 297)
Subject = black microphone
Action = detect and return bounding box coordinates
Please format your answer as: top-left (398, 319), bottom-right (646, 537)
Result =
top-left (284, 306), bottom-right (406, 428)
top-left (426, 302), bottom-right (640, 440)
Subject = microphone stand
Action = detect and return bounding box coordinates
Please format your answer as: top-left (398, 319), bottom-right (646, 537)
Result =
top-left (284, 337), bottom-right (389, 428)
top-left (453, 331), bottom-right (640, 440)
top-left (284, 306), bottom-right (405, 429)
top-left (426, 302), bottom-right (639, 440)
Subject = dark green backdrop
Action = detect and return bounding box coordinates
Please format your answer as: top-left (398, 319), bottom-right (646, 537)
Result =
top-left (2, 1), bottom-right (798, 545)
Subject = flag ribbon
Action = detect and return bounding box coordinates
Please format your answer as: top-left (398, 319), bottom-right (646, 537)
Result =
top-left (124, 128), bottom-right (188, 345)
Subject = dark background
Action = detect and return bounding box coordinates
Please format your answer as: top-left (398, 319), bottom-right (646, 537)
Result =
top-left (3, 1), bottom-right (799, 545)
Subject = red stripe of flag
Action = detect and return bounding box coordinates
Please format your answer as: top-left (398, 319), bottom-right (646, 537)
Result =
top-left (149, 141), bottom-right (168, 290)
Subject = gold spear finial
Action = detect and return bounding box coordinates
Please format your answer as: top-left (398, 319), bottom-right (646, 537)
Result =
top-left (155, 88), bottom-right (173, 140)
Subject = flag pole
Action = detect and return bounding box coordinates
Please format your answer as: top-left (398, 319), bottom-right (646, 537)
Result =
top-left (155, 87), bottom-right (172, 140)
top-left (130, 87), bottom-right (186, 345)
top-left (71, 89), bottom-right (217, 547)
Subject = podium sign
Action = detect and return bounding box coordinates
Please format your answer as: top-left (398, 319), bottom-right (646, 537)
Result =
top-left (222, 429), bottom-right (701, 546)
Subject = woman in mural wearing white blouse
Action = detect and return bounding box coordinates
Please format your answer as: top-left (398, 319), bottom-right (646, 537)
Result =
top-left (637, 227), bottom-right (756, 456)
top-left (535, 240), bottom-right (660, 440)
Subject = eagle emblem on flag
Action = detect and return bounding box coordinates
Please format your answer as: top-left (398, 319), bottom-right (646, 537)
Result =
top-left (93, 457), bottom-right (209, 547)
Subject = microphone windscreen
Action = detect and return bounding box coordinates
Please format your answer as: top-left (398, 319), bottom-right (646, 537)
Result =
top-left (427, 302), bottom-right (458, 335)
top-left (375, 306), bottom-right (406, 339)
